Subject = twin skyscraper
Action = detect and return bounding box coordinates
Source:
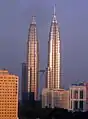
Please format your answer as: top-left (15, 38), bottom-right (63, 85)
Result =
top-left (23, 6), bottom-right (61, 101)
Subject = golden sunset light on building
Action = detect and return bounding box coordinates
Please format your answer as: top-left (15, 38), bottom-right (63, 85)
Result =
top-left (27, 16), bottom-right (39, 100)
top-left (0, 69), bottom-right (19, 119)
top-left (47, 6), bottom-right (61, 89)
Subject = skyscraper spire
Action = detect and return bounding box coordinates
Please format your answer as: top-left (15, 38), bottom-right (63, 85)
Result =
top-left (32, 16), bottom-right (36, 24)
top-left (54, 4), bottom-right (56, 17)
top-left (52, 4), bottom-right (57, 23)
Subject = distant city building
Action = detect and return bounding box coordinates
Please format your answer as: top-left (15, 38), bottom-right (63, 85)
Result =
top-left (69, 82), bottom-right (88, 111)
top-left (42, 88), bottom-right (69, 109)
top-left (46, 6), bottom-right (61, 89)
top-left (27, 16), bottom-right (39, 100)
top-left (21, 62), bottom-right (27, 103)
top-left (0, 69), bottom-right (19, 119)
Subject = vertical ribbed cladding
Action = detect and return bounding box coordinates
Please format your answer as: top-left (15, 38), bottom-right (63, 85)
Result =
top-left (47, 5), bottom-right (61, 89)
top-left (27, 16), bottom-right (39, 100)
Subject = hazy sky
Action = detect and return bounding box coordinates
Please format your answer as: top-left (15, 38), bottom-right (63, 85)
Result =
top-left (0, 0), bottom-right (88, 89)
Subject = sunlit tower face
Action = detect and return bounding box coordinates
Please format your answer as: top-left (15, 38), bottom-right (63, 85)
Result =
top-left (47, 6), bottom-right (61, 89)
top-left (27, 17), bottom-right (39, 100)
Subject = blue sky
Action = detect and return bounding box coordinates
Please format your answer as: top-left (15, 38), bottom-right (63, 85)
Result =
top-left (0, 0), bottom-right (88, 90)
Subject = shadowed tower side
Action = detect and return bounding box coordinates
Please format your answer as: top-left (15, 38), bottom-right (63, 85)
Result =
top-left (27, 16), bottom-right (39, 100)
top-left (47, 6), bottom-right (61, 89)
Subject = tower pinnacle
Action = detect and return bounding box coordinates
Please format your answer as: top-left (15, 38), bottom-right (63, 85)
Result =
top-left (54, 4), bottom-right (56, 17)
top-left (52, 5), bottom-right (57, 23)
top-left (32, 16), bottom-right (36, 24)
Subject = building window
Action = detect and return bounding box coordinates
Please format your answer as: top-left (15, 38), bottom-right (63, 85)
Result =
top-left (71, 90), bottom-right (72, 99)
top-left (71, 101), bottom-right (72, 109)
top-left (79, 101), bottom-right (83, 110)
top-left (80, 90), bottom-right (83, 99)
top-left (74, 90), bottom-right (78, 99)
top-left (74, 101), bottom-right (78, 110)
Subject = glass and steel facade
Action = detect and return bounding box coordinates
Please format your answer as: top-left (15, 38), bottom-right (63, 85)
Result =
top-left (27, 17), bottom-right (39, 100)
top-left (21, 63), bottom-right (28, 102)
top-left (47, 8), bottom-right (61, 89)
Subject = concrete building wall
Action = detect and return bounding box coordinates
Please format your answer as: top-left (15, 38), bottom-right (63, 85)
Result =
top-left (0, 69), bottom-right (19, 119)
top-left (69, 85), bottom-right (87, 111)
top-left (42, 88), bottom-right (69, 109)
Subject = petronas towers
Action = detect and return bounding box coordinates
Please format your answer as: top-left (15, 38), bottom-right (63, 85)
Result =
top-left (27, 6), bottom-right (61, 100)
top-left (27, 17), bottom-right (39, 100)
top-left (47, 7), bottom-right (61, 89)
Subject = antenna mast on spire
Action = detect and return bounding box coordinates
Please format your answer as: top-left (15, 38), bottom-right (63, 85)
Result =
top-left (52, 4), bottom-right (57, 23)
top-left (54, 4), bottom-right (56, 16)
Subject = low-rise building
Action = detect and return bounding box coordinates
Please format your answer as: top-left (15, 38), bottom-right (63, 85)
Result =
top-left (42, 88), bottom-right (69, 109)
top-left (69, 82), bottom-right (88, 111)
